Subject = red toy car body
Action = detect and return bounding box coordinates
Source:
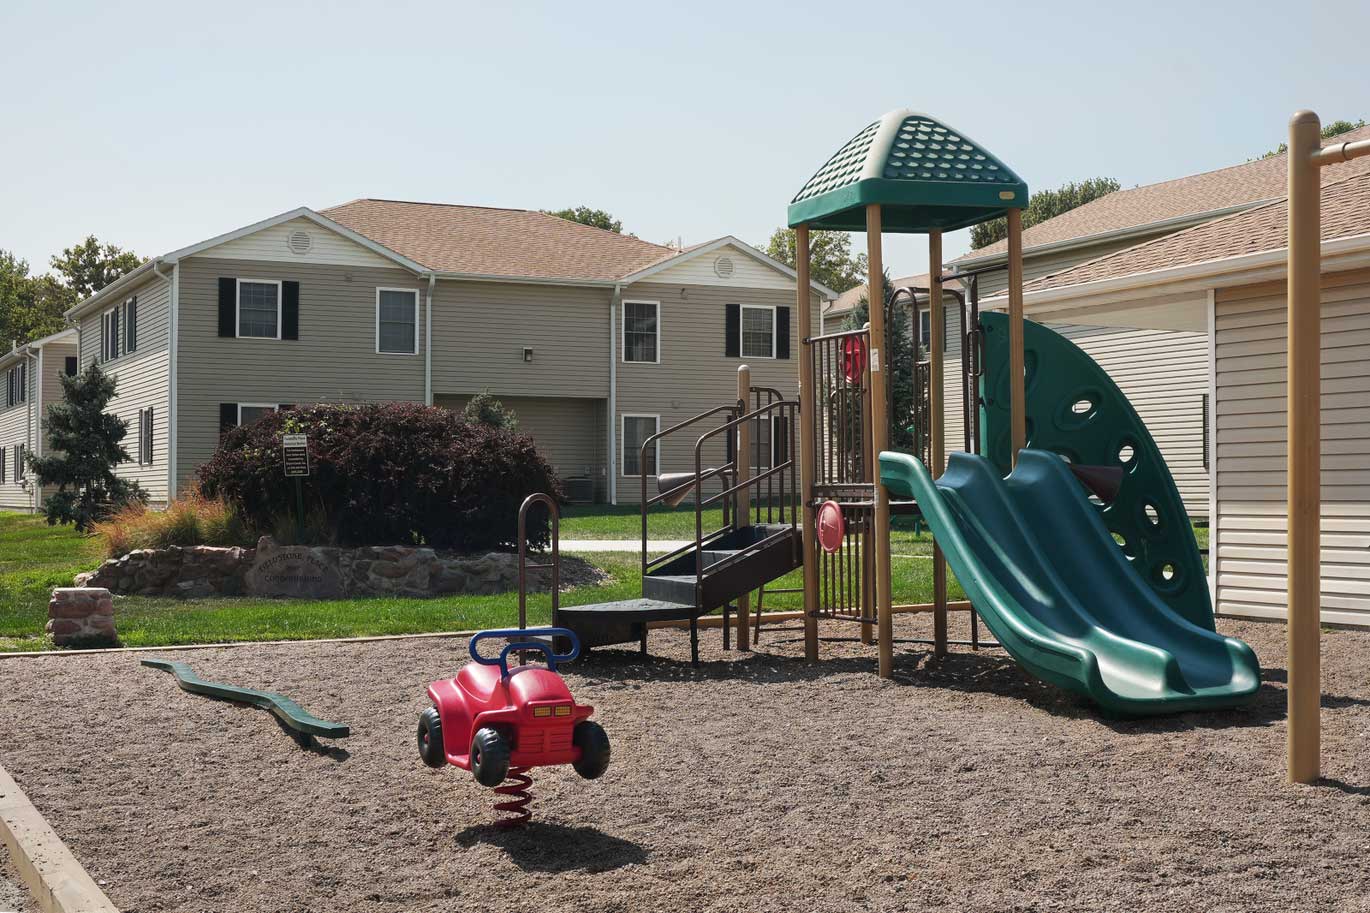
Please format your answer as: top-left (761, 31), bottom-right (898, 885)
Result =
top-left (417, 628), bottom-right (609, 787)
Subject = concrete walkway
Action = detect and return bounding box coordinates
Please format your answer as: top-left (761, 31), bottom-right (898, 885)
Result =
top-left (559, 539), bottom-right (690, 553)
top-left (558, 538), bottom-right (933, 559)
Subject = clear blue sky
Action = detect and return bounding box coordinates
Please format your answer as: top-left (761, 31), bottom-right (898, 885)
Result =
top-left (2, 0), bottom-right (1365, 281)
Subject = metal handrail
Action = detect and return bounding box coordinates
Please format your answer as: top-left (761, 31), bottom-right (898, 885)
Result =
top-left (517, 492), bottom-right (560, 632)
top-left (639, 404), bottom-right (739, 577)
top-left (693, 399), bottom-right (800, 586)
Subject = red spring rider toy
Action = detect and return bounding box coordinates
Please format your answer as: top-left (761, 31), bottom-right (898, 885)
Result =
top-left (417, 627), bottom-right (610, 827)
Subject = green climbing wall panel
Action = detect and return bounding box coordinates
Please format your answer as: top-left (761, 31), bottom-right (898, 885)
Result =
top-left (978, 312), bottom-right (1213, 631)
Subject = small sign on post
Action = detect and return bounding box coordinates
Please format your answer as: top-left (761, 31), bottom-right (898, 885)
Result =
top-left (282, 433), bottom-right (310, 478)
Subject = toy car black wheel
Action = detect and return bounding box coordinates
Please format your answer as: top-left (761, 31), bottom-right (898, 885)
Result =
top-left (470, 727), bottom-right (511, 787)
top-left (572, 720), bottom-right (611, 780)
top-left (417, 707), bottom-right (446, 768)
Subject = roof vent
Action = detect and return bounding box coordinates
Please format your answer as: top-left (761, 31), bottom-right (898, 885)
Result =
top-left (286, 230), bottom-right (313, 255)
top-left (713, 255), bottom-right (735, 279)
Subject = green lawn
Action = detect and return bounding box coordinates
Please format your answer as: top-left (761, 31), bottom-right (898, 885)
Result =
top-left (0, 508), bottom-right (1207, 652)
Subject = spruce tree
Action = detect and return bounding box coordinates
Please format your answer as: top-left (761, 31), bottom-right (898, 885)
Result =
top-left (844, 269), bottom-right (919, 454)
top-left (27, 363), bottom-right (146, 530)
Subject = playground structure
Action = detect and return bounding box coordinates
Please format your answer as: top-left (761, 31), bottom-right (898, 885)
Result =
top-left (504, 108), bottom-right (1358, 776)
top-left (780, 109), bottom-right (1264, 714)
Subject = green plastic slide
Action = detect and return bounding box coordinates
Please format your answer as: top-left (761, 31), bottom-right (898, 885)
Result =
top-left (880, 450), bottom-right (1261, 714)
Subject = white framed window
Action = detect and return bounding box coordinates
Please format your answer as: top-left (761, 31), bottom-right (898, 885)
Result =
top-left (5, 363), bottom-right (26, 408)
top-left (622, 299), bottom-right (660, 363)
top-left (238, 403), bottom-right (279, 426)
top-left (621, 414), bottom-right (660, 478)
top-left (740, 304), bottom-right (776, 359)
top-left (918, 309), bottom-right (931, 346)
top-left (237, 279), bottom-right (282, 339)
top-left (101, 306), bottom-right (121, 362)
top-left (376, 288), bottom-right (419, 355)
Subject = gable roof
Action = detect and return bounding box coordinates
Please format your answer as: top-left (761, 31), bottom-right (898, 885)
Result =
top-left (321, 199), bottom-right (677, 283)
top-left (619, 236), bottom-right (838, 298)
top-left (959, 124), bottom-right (1370, 263)
top-left (0, 327), bottom-right (77, 372)
top-left (1022, 170), bottom-right (1370, 295)
top-left (827, 273), bottom-right (929, 317)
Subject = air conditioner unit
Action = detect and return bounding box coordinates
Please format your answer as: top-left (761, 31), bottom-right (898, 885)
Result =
top-left (564, 477), bottom-right (595, 504)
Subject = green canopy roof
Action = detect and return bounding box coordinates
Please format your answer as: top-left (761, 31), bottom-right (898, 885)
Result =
top-left (787, 109), bottom-right (1027, 233)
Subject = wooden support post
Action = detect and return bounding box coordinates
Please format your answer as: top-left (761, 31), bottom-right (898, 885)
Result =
top-left (735, 363), bottom-right (752, 652)
top-left (1286, 110), bottom-right (1323, 785)
top-left (929, 230), bottom-right (948, 657)
top-left (865, 204), bottom-right (894, 678)
top-left (1007, 208), bottom-right (1027, 465)
top-left (796, 225), bottom-right (820, 662)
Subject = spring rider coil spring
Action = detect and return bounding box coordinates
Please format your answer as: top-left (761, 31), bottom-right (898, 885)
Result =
top-left (493, 766), bottom-right (534, 828)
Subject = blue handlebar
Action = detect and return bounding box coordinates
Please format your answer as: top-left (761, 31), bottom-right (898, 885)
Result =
top-left (468, 627), bottom-right (581, 678)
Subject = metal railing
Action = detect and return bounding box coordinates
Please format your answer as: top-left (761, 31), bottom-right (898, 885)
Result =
top-left (807, 325), bottom-right (872, 497)
top-left (637, 397), bottom-right (799, 602)
top-left (517, 492), bottom-right (560, 631)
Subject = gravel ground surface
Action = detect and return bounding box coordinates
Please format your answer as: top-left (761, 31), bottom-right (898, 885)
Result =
top-left (0, 844), bottom-right (34, 913)
top-left (0, 614), bottom-right (1368, 913)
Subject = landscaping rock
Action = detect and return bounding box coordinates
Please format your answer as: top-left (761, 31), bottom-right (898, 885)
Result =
top-left (73, 538), bottom-right (607, 601)
top-left (47, 587), bottom-right (117, 648)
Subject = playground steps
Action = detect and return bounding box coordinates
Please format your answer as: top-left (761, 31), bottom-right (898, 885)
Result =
top-left (642, 523), bottom-right (800, 609)
top-left (551, 524), bottom-right (801, 666)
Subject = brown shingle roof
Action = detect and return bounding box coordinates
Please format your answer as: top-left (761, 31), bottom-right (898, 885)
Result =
top-left (321, 199), bottom-right (677, 281)
top-left (827, 273), bottom-right (930, 315)
top-left (1023, 170), bottom-right (1370, 293)
top-left (960, 125), bottom-right (1370, 261)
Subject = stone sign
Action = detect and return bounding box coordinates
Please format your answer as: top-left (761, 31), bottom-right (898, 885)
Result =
top-left (245, 539), bottom-right (344, 598)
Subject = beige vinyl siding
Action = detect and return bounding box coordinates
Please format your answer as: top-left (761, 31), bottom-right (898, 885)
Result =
top-left (1212, 269), bottom-right (1370, 625)
top-left (78, 272), bottom-right (174, 504)
top-left (175, 257), bottom-right (427, 488)
top-left (436, 395), bottom-right (607, 501)
top-left (200, 216), bottom-right (398, 269)
top-left (613, 282), bottom-right (821, 504)
top-left (0, 352), bottom-right (38, 511)
top-left (430, 280), bottom-right (611, 399)
top-left (642, 244), bottom-right (796, 291)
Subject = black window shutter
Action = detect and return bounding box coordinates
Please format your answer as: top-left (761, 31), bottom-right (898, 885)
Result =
top-left (776, 306), bottom-right (791, 359)
top-left (282, 281), bottom-right (299, 340)
top-left (64, 356), bottom-right (77, 377)
top-left (219, 403), bottom-right (238, 435)
top-left (218, 278), bottom-right (236, 337)
top-left (725, 304), bottom-right (740, 357)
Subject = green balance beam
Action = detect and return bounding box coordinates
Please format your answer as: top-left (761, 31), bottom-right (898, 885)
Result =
top-left (141, 658), bottom-right (350, 739)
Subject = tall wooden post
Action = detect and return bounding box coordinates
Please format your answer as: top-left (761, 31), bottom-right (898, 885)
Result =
top-left (1286, 110), bottom-right (1323, 785)
top-left (735, 363), bottom-right (752, 652)
top-left (928, 230), bottom-right (948, 656)
top-left (1006, 209), bottom-right (1027, 464)
top-left (796, 225), bottom-right (819, 662)
top-left (865, 205), bottom-right (894, 678)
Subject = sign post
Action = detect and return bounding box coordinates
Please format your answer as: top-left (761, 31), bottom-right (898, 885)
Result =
top-left (282, 433), bottom-right (309, 542)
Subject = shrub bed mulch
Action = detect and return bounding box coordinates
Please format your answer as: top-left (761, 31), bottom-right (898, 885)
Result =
top-left (0, 615), bottom-right (1368, 913)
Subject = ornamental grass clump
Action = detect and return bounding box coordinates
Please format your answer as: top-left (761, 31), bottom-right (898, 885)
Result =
top-left (96, 494), bottom-right (251, 558)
